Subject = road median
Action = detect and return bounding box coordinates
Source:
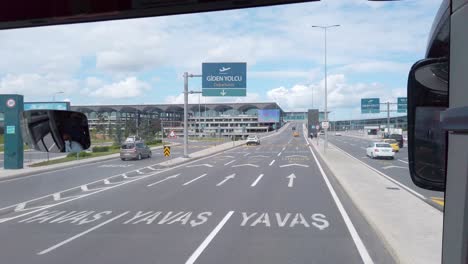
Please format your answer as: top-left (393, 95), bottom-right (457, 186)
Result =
top-left (309, 135), bottom-right (442, 264)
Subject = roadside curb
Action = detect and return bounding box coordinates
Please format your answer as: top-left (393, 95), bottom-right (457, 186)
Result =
top-left (0, 144), bottom-right (180, 182)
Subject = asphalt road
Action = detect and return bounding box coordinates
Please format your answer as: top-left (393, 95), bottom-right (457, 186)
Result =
top-left (326, 133), bottom-right (445, 209)
top-left (0, 124), bottom-right (395, 264)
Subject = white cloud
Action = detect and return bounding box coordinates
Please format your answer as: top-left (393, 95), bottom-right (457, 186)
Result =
top-left (89, 77), bottom-right (151, 99)
top-left (333, 61), bottom-right (412, 74)
top-left (267, 74), bottom-right (405, 116)
top-left (0, 73), bottom-right (78, 101)
top-left (250, 69), bottom-right (319, 80)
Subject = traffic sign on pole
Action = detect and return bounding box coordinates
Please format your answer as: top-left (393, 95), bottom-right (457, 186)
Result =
top-left (163, 146), bottom-right (171, 157)
top-left (361, 98), bottom-right (380, 113)
top-left (397, 97), bottom-right (407, 113)
top-left (202, 62), bottom-right (246, 96)
top-left (321, 121), bottom-right (329, 129)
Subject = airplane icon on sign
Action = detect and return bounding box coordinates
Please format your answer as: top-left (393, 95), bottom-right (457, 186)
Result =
top-left (219, 67), bottom-right (231, 73)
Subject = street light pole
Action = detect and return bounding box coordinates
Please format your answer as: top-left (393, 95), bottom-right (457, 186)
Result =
top-left (312, 24), bottom-right (340, 152)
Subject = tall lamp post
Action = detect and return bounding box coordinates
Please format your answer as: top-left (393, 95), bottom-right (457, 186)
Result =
top-left (312, 24), bottom-right (340, 151)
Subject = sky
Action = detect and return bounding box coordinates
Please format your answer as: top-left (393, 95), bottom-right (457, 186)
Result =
top-left (0, 0), bottom-right (443, 120)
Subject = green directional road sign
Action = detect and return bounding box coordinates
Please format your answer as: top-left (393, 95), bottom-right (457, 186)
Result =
top-left (397, 97), bottom-right (407, 113)
top-left (361, 98), bottom-right (380, 114)
top-left (0, 94), bottom-right (24, 169)
top-left (202, 62), bottom-right (247, 97)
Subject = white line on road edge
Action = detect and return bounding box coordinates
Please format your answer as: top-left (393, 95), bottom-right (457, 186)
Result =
top-left (304, 133), bottom-right (374, 264)
top-left (224, 160), bottom-right (236, 166)
top-left (185, 211), bottom-right (234, 264)
top-left (269, 160), bottom-right (275, 166)
top-left (331, 144), bottom-right (425, 200)
top-left (183, 174), bottom-right (208, 186)
top-left (186, 164), bottom-right (213, 168)
top-left (398, 159), bottom-right (409, 164)
top-left (277, 152), bottom-right (282, 157)
top-left (250, 174), bottom-right (264, 187)
top-left (37, 212), bottom-right (129, 255)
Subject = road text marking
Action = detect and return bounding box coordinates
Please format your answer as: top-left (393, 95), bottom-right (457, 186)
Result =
top-left (37, 212), bottom-right (129, 255)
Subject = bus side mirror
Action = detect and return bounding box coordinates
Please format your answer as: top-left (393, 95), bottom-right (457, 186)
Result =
top-left (21, 110), bottom-right (91, 153)
top-left (407, 58), bottom-right (448, 191)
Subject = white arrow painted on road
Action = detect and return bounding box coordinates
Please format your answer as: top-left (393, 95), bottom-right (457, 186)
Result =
top-left (217, 174), bottom-right (235, 186)
top-left (287, 173), bottom-right (296, 187)
top-left (382, 165), bottom-right (407, 170)
top-left (232, 164), bottom-right (259, 168)
top-left (147, 174), bottom-right (180, 187)
top-left (186, 164), bottom-right (213, 168)
top-left (220, 90), bottom-right (227, 96)
top-left (279, 164), bottom-right (309, 168)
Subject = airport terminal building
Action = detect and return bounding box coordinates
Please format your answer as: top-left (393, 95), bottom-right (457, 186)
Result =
top-left (71, 102), bottom-right (291, 138)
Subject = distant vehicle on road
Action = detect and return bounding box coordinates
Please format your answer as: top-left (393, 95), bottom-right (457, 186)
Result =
top-left (319, 130), bottom-right (325, 136)
top-left (120, 141), bottom-right (152, 160)
top-left (383, 139), bottom-right (400, 152)
top-left (366, 142), bottom-right (395, 159)
top-left (383, 134), bottom-right (404, 148)
top-left (292, 126), bottom-right (296, 131)
top-left (246, 136), bottom-right (260, 145)
top-left (293, 131), bottom-right (300, 137)
top-left (335, 132), bottom-right (342, 136)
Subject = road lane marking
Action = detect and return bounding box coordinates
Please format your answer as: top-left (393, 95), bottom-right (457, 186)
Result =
top-left (382, 165), bottom-right (407, 170)
top-left (304, 131), bottom-right (374, 264)
top-left (37, 211), bottom-right (129, 255)
top-left (232, 164), bottom-right (259, 168)
top-left (269, 160), bottom-right (275, 166)
top-left (224, 160), bottom-right (236, 166)
top-left (250, 174), bottom-right (264, 187)
top-left (279, 164), bottom-right (309, 168)
top-left (186, 164), bottom-right (213, 168)
top-left (398, 159), bottom-right (409, 164)
top-left (285, 155), bottom-right (308, 158)
top-left (147, 174), bottom-right (180, 187)
top-left (183, 174), bottom-right (208, 186)
top-left (217, 174), bottom-right (235, 186)
top-left (277, 152), bottom-right (282, 157)
top-left (287, 173), bottom-right (296, 187)
top-left (243, 153), bottom-right (250, 157)
top-left (185, 211), bottom-right (234, 264)
top-left (250, 155), bottom-right (269, 158)
top-left (282, 146), bottom-right (286, 151)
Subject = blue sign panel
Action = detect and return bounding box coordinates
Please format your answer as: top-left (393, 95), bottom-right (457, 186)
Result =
top-left (361, 98), bottom-right (380, 114)
top-left (6, 126), bottom-right (15, 134)
top-left (202, 62), bottom-right (246, 96)
top-left (24, 102), bottom-right (70, 111)
top-left (258, 109), bottom-right (280, 123)
top-left (397, 97), bottom-right (407, 113)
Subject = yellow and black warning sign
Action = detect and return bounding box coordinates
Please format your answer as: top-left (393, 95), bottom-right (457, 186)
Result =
top-left (163, 146), bottom-right (171, 157)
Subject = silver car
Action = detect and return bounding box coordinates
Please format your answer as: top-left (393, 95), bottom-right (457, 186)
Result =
top-left (120, 141), bottom-right (152, 160)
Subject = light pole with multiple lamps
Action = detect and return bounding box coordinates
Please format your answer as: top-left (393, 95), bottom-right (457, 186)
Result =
top-left (311, 24), bottom-right (340, 151)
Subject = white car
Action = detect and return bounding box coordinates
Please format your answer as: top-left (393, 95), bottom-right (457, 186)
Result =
top-left (246, 136), bottom-right (260, 145)
top-left (335, 132), bottom-right (342, 136)
top-left (125, 135), bottom-right (142, 143)
top-left (366, 142), bottom-right (395, 159)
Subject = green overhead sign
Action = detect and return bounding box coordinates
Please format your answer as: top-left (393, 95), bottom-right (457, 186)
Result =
top-left (397, 97), bottom-right (407, 113)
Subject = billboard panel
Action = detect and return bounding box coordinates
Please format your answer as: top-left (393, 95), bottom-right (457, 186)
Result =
top-left (24, 102), bottom-right (70, 111)
top-left (202, 62), bottom-right (246, 97)
top-left (258, 109), bottom-right (280, 123)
